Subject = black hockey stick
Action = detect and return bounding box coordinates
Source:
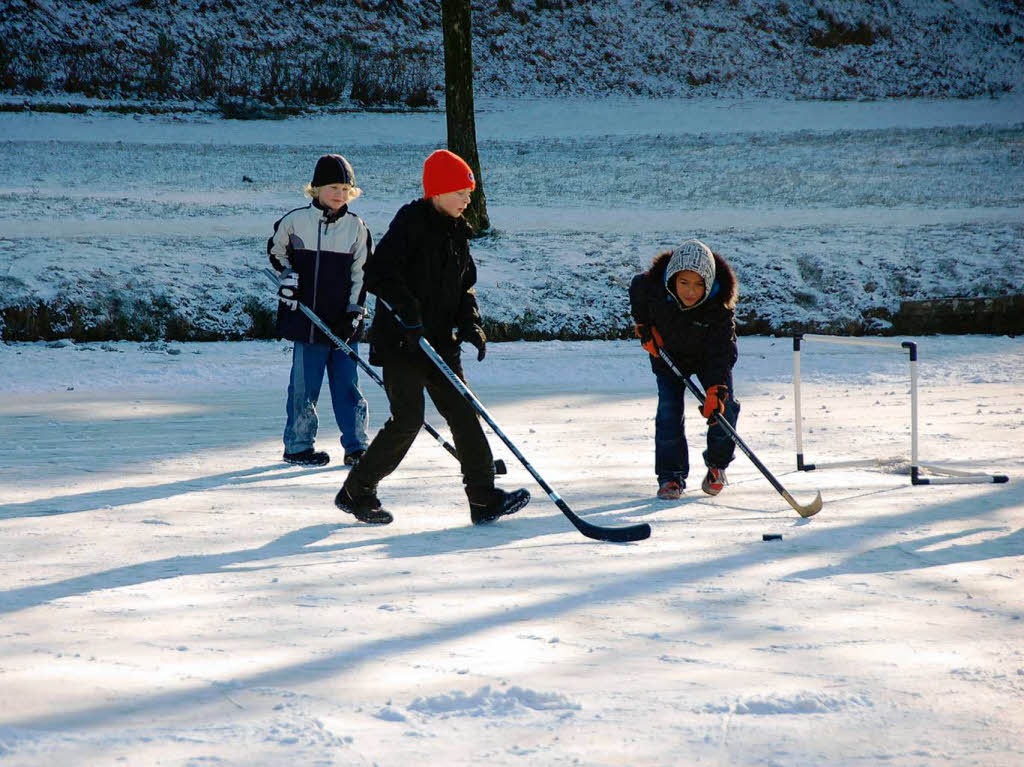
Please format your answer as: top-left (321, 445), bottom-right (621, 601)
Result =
top-left (657, 347), bottom-right (822, 518)
top-left (263, 268), bottom-right (506, 474)
top-left (375, 298), bottom-right (651, 543)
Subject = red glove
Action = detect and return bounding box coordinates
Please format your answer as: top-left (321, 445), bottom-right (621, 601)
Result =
top-left (635, 323), bottom-right (664, 357)
top-left (701, 384), bottom-right (728, 422)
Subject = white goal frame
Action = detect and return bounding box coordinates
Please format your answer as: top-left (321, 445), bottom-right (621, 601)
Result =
top-left (792, 334), bottom-right (1008, 486)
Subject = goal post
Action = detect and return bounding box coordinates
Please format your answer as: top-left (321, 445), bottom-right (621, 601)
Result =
top-left (792, 334), bottom-right (1008, 486)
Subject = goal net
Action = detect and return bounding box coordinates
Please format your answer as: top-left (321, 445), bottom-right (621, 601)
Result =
top-left (792, 334), bottom-right (1007, 486)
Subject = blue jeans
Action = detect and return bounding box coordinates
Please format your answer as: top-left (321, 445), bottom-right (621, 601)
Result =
top-left (284, 340), bottom-right (369, 454)
top-left (654, 370), bottom-right (740, 484)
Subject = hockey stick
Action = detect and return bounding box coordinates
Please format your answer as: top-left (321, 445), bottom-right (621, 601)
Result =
top-left (657, 347), bottom-right (823, 518)
top-left (375, 298), bottom-right (651, 543)
top-left (262, 268), bottom-right (506, 474)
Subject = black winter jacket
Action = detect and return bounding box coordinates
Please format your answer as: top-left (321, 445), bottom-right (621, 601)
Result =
top-left (366, 198), bottom-right (482, 365)
top-left (629, 250), bottom-right (738, 384)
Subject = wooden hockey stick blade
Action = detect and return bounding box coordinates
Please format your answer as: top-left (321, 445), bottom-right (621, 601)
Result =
top-left (783, 489), bottom-right (823, 518)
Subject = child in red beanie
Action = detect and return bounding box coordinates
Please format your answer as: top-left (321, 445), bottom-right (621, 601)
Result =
top-left (335, 150), bottom-right (530, 526)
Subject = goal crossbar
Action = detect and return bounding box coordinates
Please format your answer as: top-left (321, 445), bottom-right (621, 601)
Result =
top-left (793, 334), bottom-right (1008, 486)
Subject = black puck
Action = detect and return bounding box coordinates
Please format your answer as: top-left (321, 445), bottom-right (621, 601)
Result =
top-left (762, 534), bottom-right (783, 541)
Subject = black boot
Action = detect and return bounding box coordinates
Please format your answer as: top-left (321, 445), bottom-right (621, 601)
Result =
top-left (335, 483), bottom-right (393, 525)
top-left (467, 486), bottom-right (531, 525)
top-left (283, 448), bottom-right (330, 466)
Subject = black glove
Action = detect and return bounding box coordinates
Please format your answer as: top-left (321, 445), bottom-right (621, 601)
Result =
top-left (276, 269), bottom-right (299, 310)
top-left (401, 322), bottom-right (423, 350)
top-left (457, 324), bottom-right (487, 361)
top-left (331, 310), bottom-right (363, 345)
top-left (388, 305), bottom-right (423, 350)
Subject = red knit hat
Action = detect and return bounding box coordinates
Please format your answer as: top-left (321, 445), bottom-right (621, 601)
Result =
top-left (422, 149), bottom-right (476, 198)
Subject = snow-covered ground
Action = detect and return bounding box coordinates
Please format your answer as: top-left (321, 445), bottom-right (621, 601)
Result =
top-left (1, 335), bottom-right (1021, 766)
top-left (1, 96), bottom-right (1022, 339)
top-left (6, 0), bottom-right (1023, 101)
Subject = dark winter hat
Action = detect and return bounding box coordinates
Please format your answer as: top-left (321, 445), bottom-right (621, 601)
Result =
top-left (664, 239), bottom-right (716, 308)
top-left (422, 149), bottom-right (476, 198)
top-left (311, 154), bottom-right (355, 187)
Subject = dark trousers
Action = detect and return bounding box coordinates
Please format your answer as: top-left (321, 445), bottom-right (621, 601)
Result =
top-left (654, 369), bottom-right (740, 484)
top-left (346, 352), bottom-right (495, 492)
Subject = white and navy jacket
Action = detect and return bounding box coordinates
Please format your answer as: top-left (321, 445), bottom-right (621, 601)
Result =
top-left (268, 201), bottom-right (372, 344)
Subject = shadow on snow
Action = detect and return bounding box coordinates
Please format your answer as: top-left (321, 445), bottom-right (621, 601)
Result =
top-left (2, 478), bottom-right (1021, 732)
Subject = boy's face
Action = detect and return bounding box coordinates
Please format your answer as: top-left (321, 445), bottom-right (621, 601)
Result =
top-left (318, 184), bottom-right (352, 211)
top-left (673, 270), bottom-right (706, 307)
top-left (431, 188), bottom-right (472, 218)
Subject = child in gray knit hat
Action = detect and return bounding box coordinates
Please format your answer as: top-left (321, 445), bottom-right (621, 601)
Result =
top-left (628, 239), bottom-right (741, 500)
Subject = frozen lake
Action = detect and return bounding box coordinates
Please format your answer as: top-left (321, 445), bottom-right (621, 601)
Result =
top-left (0, 335), bottom-right (1021, 765)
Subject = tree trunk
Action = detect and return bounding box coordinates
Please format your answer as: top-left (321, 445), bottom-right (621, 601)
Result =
top-left (440, 0), bottom-right (489, 233)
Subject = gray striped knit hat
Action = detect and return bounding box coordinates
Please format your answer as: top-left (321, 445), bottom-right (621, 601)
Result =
top-left (664, 239), bottom-right (715, 308)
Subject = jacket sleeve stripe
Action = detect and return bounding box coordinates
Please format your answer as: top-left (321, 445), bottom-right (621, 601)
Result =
top-left (348, 215), bottom-right (370, 311)
top-left (267, 205), bottom-right (309, 272)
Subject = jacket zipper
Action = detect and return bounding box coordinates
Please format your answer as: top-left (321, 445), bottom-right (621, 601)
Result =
top-left (310, 218), bottom-right (324, 344)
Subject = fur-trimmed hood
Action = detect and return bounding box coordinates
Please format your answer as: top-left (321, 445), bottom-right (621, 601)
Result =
top-left (646, 248), bottom-right (738, 311)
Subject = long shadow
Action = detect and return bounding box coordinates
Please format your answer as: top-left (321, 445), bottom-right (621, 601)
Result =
top-left (0, 523), bottom-right (344, 616)
top-left (0, 384), bottom-right (639, 523)
top-left (9, 481), bottom-right (1021, 733)
top-left (0, 526), bottom-right (799, 732)
top-left (0, 494), bottom-right (667, 618)
top-left (0, 383), bottom-right (623, 485)
top-left (0, 463), bottom-right (341, 520)
top-left (0, 391), bottom-right (295, 478)
top-left (780, 482), bottom-right (1024, 581)
top-left (6, 477), bottom-right (1020, 734)
top-left (788, 526), bottom-right (1024, 580)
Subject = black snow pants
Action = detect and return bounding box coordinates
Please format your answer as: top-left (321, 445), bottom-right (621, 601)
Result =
top-left (345, 352), bottom-right (496, 493)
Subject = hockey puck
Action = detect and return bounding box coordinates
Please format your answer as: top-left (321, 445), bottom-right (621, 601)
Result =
top-left (762, 534), bottom-right (783, 541)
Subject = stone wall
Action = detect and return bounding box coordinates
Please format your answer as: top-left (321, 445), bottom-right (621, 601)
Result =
top-left (891, 295), bottom-right (1023, 336)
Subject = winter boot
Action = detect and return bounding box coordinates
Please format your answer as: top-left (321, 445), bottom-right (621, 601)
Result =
top-left (656, 479), bottom-right (684, 500)
top-left (283, 448), bottom-right (330, 467)
top-left (334, 483), bottom-right (393, 525)
top-left (343, 449), bottom-right (365, 466)
top-left (701, 467), bottom-right (727, 496)
top-left (467, 486), bottom-right (531, 525)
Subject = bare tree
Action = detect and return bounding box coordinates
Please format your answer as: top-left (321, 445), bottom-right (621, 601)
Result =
top-left (440, 0), bottom-right (489, 233)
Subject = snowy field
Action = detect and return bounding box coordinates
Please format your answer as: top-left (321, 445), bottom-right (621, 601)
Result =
top-left (1, 335), bottom-right (1022, 766)
top-left (1, 96), bottom-right (1022, 338)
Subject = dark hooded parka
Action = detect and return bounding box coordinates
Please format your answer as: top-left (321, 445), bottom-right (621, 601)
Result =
top-left (628, 246), bottom-right (738, 385)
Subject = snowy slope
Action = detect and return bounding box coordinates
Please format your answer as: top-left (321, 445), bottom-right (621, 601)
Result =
top-left (0, 336), bottom-right (1021, 765)
top-left (1, 96), bottom-right (1021, 341)
top-left (2, 0), bottom-right (1022, 102)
